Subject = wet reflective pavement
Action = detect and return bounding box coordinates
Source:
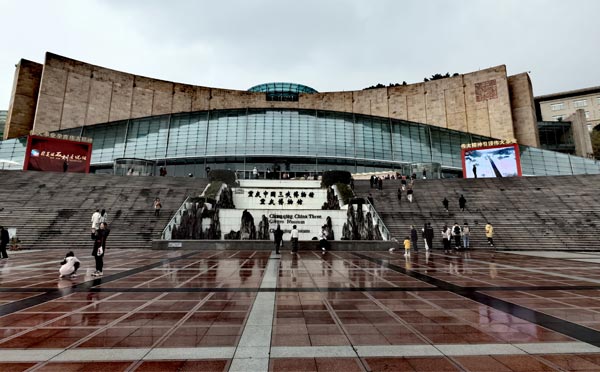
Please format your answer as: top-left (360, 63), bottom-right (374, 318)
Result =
top-left (2, 249), bottom-right (600, 371)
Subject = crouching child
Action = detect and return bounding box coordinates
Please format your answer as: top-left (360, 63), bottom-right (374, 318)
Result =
top-left (59, 251), bottom-right (81, 278)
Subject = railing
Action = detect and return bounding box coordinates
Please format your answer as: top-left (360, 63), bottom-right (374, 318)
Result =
top-left (161, 196), bottom-right (191, 240)
top-left (364, 198), bottom-right (392, 241)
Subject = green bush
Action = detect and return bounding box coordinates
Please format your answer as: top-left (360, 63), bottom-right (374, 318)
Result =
top-left (203, 181), bottom-right (224, 200)
top-left (335, 183), bottom-right (354, 204)
top-left (321, 170), bottom-right (352, 187)
top-left (208, 169), bottom-right (237, 185)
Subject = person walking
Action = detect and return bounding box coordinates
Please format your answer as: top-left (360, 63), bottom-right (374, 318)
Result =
top-left (91, 209), bottom-right (101, 232)
top-left (407, 187), bottom-right (414, 203)
top-left (378, 177), bottom-right (383, 191)
top-left (410, 225), bottom-right (418, 252)
top-left (397, 187), bottom-right (402, 202)
top-left (273, 224), bottom-right (283, 255)
top-left (485, 222), bottom-right (495, 247)
top-left (459, 195), bottom-right (467, 212)
top-left (91, 222), bottom-right (110, 277)
top-left (462, 222), bottom-right (471, 249)
top-left (0, 226), bottom-right (9, 259)
top-left (451, 222), bottom-right (462, 250)
top-left (253, 166), bottom-right (258, 179)
top-left (424, 223), bottom-right (434, 251)
top-left (442, 224), bottom-right (451, 254)
top-left (401, 176), bottom-right (407, 191)
top-left (291, 225), bottom-right (299, 254)
top-left (369, 175), bottom-right (374, 189)
top-left (442, 197), bottom-right (449, 212)
top-left (367, 193), bottom-right (375, 206)
top-left (153, 198), bottom-right (162, 217)
top-left (99, 209), bottom-right (108, 225)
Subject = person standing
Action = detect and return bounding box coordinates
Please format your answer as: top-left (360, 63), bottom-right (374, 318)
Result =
top-left (319, 225), bottom-right (328, 253)
top-left (91, 222), bottom-right (110, 276)
top-left (403, 236), bottom-right (411, 257)
top-left (378, 177), bottom-right (383, 191)
top-left (63, 159), bottom-right (69, 172)
top-left (442, 224), bottom-right (451, 254)
top-left (91, 209), bottom-right (101, 232)
top-left (485, 222), bottom-right (495, 247)
top-left (442, 197), bottom-right (449, 212)
top-left (401, 176), bottom-right (407, 191)
top-left (472, 164), bottom-right (478, 178)
top-left (462, 222), bottom-right (471, 250)
top-left (252, 166), bottom-right (258, 179)
top-left (397, 187), bottom-right (402, 203)
top-left (0, 226), bottom-right (9, 259)
top-left (459, 195), bottom-right (467, 212)
top-left (291, 225), bottom-right (299, 254)
top-left (452, 222), bottom-right (462, 250)
top-left (369, 176), bottom-right (374, 189)
top-left (410, 225), bottom-right (418, 252)
top-left (153, 198), bottom-right (162, 217)
top-left (407, 187), bottom-right (414, 203)
top-left (367, 193), bottom-right (375, 206)
top-left (273, 224), bottom-right (283, 255)
top-left (424, 223), bottom-right (434, 251)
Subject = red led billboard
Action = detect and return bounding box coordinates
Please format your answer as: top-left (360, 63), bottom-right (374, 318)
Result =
top-left (23, 135), bottom-right (92, 173)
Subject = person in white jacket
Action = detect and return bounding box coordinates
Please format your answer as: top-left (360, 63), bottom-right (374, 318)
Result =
top-left (91, 209), bottom-right (101, 232)
top-left (59, 251), bottom-right (81, 278)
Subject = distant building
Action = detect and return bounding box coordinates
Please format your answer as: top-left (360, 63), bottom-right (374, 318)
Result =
top-left (535, 86), bottom-right (600, 131)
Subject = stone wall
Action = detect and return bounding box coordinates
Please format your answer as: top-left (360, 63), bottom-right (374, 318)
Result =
top-left (4, 59), bottom-right (43, 139)
top-left (6, 52), bottom-right (538, 147)
top-left (508, 73), bottom-right (540, 147)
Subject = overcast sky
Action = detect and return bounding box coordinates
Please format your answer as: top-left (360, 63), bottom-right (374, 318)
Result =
top-left (1, 0), bottom-right (599, 108)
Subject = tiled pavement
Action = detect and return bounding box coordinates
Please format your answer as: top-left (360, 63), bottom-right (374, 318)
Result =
top-left (3, 249), bottom-right (600, 371)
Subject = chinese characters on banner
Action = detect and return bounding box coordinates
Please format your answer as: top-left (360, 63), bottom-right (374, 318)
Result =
top-left (24, 136), bottom-right (92, 173)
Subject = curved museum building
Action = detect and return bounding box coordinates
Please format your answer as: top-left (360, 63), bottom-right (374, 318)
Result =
top-left (1, 52), bottom-right (599, 177)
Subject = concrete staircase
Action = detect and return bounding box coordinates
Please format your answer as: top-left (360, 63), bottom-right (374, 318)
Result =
top-left (355, 175), bottom-right (600, 250)
top-left (0, 171), bottom-right (208, 250)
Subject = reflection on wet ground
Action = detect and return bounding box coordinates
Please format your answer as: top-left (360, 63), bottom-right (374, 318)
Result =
top-left (2, 249), bottom-right (600, 371)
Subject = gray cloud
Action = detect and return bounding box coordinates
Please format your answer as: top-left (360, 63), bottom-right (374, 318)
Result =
top-left (1, 0), bottom-right (599, 108)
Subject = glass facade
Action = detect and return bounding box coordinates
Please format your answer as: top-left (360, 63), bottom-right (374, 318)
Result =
top-left (248, 82), bottom-right (318, 102)
top-left (1, 108), bottom-right (599, 176)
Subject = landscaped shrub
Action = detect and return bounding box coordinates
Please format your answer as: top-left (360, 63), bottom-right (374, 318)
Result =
top-left (203, 181), bottom-right (224, 200)
top-left (335, 183), bottom-right (354, 204)
top-left (321, 170), bottom-right (352, 187)
top-left (208, 169), bottom-right (237, 185)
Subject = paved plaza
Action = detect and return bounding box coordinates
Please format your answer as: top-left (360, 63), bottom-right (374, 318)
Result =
top-left (2, 249), bottom-right (600, 371)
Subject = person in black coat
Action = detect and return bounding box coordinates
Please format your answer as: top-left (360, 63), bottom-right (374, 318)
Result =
top-left (0, 226), bottom-right (9, 259)
top-left (91, 222), bottom-right (110, 276)
top-left (442, 197), bottom-right (449, 212)
top-left (410, 225), bottom-right (418, 252)
top-left (273, 224), bottom-right (283, 255)
top-left (459, 195), bottom-right (467, 211)
top-left (424, 223), bottom-right (434, 251)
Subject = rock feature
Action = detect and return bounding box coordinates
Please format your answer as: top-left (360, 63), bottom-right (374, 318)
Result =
top-left (171, 201), bottom-right (221, 240)
top-left (322, 188), bottom-right (340, 210)
top-left (342, 202), bottom-right (382, 240)
top-left (239, 209), bottom-right (256, 240)
top-left (257, 214), bottom-right (270, 240)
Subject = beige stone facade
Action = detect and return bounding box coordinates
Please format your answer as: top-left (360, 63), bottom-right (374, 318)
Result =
top-left (5, 52), bottom-right (540, 148)
top-left (536, 86), bottom-right (600, 131)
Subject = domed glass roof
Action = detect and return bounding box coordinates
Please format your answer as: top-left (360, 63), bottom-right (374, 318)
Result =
top-left (248, 82), bottom-right (318, 94)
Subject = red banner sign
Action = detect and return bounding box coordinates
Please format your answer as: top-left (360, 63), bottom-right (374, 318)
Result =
top-left (23, 135), bottom-right (92, 173)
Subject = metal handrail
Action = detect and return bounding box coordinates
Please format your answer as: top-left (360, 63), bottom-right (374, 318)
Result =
top-left (161, 196), bottom-right (191, 240)
top-left (364, 198), bottom-right (392, 241)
